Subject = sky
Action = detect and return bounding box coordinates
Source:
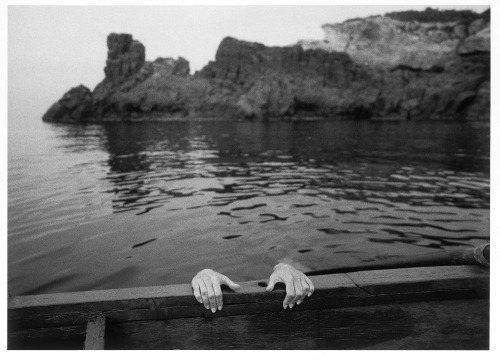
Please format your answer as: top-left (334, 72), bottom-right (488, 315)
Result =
top-left (7, 3), bottom-right (490, 125)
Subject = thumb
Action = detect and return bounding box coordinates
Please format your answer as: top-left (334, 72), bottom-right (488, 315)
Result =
top-left (220, 275), bottom-right (240, 290)
top-left (266, 276), bottom-right (277, 292)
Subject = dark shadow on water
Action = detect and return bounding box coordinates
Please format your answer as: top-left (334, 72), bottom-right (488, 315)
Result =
top-left (48, 119), bottom-right (490, 215)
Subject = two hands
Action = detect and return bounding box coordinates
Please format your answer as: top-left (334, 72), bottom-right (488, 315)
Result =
top-left (191, 263), bottom-right (315, 313)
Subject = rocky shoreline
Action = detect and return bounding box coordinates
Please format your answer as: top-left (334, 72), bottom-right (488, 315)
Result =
top-left (43, 8), bottom-right (490, 123)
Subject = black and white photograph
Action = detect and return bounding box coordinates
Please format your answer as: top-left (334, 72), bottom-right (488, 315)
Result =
top-left (5, 1), bottom-right (492, 350)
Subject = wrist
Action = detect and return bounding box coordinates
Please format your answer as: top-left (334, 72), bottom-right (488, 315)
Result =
top-left (198, 268), bottom-right (213, 275)
top-left (274, 263), bottom-right (288, 271)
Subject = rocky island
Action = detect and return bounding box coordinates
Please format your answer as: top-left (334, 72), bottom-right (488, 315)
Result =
top-left (43, 8), bottom-right (490, 123)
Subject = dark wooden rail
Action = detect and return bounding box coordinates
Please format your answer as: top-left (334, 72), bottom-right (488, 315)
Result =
top-left (8, 265), bottom-right (489, 349)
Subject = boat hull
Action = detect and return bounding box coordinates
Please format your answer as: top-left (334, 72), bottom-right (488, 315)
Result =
top-left (8, 265), bottom-right (489, 350)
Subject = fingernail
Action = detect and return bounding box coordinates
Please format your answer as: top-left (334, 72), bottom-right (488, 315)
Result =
top-left (205, 305), bottom-right (209, 310)
top-left (297, 300), bottom-right (302, 305)
top-left (283, 304), bottom-right (288, 309)
top-left (218, 306), bottom-right (222, 311)
top-left (308, 293), bottom-right (312, 297)
top-left (289, 303), bottom-right (294, 308)
top-left (211, 307), bottom-right (216, 313)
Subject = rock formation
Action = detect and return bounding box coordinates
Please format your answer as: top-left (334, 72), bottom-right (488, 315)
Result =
top-left (300, 9), bottom-right (490, 70)
top-left (43, 8), bottom-right (490, 123)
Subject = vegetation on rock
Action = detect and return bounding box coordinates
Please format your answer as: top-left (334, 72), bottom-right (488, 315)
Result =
top-left (385, 7), bottom-right (489, 24)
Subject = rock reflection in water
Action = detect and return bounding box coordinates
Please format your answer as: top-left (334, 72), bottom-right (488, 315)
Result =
top-left (100, 120), bottom-right (489, 213)
top-left (8, 119), bottom-right (490, 295)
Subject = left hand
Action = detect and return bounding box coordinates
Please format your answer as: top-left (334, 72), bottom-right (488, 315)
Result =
top-left (266, 263), bottom-right (315, 309)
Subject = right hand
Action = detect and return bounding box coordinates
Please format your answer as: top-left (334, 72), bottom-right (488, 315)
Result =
top-left (191, 269), bottom-right (240, 312)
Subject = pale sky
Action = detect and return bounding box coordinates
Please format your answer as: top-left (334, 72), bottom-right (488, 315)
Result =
top-left (7, 4), bottom-right (490, 123)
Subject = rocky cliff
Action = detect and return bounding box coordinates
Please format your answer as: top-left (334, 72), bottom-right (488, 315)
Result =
top-left (43, 8), bottom-right (490, 123)
top-left (300, 8), bottom-right (490, 69)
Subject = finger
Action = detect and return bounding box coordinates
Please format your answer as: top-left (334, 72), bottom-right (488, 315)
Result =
top-left (297, 277), bottom-right (309, 305)
top-left (290, 277), bottom-right (303, 308)
top-left (305, 276), bottom-right (315, 297)
top-left (212, 276), bottom-right (223, 311)
top-left (220, 275), bottom-right (240, 290)
top-left (202, 277), bottom-right (217, 313)
top-left (283, 278), bottom-right (295, 309)
top-left (266, 274), bottom-right (277, 292)
top-left (191, 280), bottom-right (203, 304)
top-left (198, 279), bottom-right (210, 310)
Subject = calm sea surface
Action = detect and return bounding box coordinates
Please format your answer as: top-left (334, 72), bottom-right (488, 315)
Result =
top-left (8, 119), bottom-right (490, 295)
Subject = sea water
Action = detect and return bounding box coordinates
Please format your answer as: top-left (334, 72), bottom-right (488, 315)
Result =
top-left (8, 118), bottom-right (490, 295)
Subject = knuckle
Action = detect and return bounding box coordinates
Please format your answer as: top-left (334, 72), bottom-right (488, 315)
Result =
top-left (200, 290), bottom-right (207, 296)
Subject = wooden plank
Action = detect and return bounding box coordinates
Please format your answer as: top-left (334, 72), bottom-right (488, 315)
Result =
top-left (305, 244), bottom-right (490, 276)
top-left (105, 317), bottom-right (212, 350)
top-left (8, 272), bottom-right (358, 310)
top-left (103, 298), bottom-right (488, 349)
top-left (9, 282), bottom-right (198, 309)
top-left (346, 265), bottom-right (489, 295)
top-left (8, 325), bottom-right (86, 350)
top-left (8, 266), bottom-right (489, 332)
top-left (8, 287), bottom-right (481, 335)
top-left (210, 311), bottom-right (297, 349)
top-left (10, 266), bottom-right (486, 311)
top-left (317, 298), bottom-right (489, 349)
top-left (8, 273), bottom-right (363, 330)
top-left (84, 315), bottom-right (106, 350)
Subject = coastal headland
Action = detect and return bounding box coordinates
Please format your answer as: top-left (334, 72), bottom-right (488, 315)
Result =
top-left (43, 8), bottom-right (490, 123)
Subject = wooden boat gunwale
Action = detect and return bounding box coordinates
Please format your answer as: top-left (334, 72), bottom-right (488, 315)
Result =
top-left (8, 264), bottom-right (490, 350)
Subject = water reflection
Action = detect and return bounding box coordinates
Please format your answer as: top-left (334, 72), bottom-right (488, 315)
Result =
top-left (85, 120), bottom-right (490, 216)
top-left (95, 120), bottom-right (490, 267)
top-left (8, 119), bottom-right (490, 295)
top-left (60, 120), bottom-right (490, 254)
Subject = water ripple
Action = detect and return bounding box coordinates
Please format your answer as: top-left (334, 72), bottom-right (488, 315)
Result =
top-left (8, 120), bottom-right (490, 295)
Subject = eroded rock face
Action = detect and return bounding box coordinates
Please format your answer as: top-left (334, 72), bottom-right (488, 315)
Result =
top-left (199, 37), bottom-right (360, 87)
top-left (154, 56), bottom-right (190, 76)
top-left (42, 85), bottom-right (93, 122)
top-left (195, 37), bottom-right (374, 118)
top-left (300, 11), bottom-right (490, 70)
top-left (43, 8), bottom-right (490, 123)
top-left (459, 27), bottom-right (490, 54)
top-left (104, 33), bottom-right (146, 85)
